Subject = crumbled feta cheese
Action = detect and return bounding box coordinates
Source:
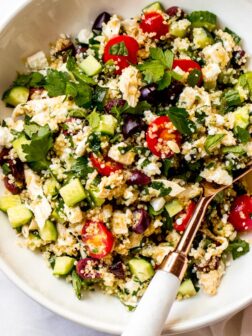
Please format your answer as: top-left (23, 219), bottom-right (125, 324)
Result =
top-left (202, 63), bottom-right (221, 83)
top-left (108, 142), bottom-right (136, 165)
top-left (150, 197), bottom-right (166, 212)
top-left (153, 179), bottom-right (186, 197)
top-left (111, 209), bottom-right (132, 235)
top-left (102, 15), bottom-right (121, 39)
top-left (142, 162), bottom-right (161, 177)
top-left (216, 30), bottom-right (236, 53)
top-left (202, 42), bottom-right (230, 69)
top-left (119, 66), bottom-right (141, 107)
top-left (200, 166), bottom-right (233, 186)
top-left (26, 51), bottom-right (48, 70)
top-left (24, 169), bottom-right (51, 229)
top-left (64, 205), bottom-right (83, 224)
top-left (0, 127), bottom-right (14, 148)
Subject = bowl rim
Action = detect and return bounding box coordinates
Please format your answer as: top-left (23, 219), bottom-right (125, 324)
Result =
top-left (0, 0), bottom-right (252, 334)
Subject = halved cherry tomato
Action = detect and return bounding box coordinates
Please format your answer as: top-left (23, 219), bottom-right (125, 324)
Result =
top-left (103, 35), bottom-right (139, 74)
top-left (90, 153), bottom-right (123, 176)
top-left (140, 12), bottom-right (169, 39)
top-left (82, 220), bottom-right (114, 259)
top-left (228, 195), bottom-right (252, 231)
top-left (172, 59), bottom-right (202, 85)
top-left (146, 116), bottom-right (181, 158)
top-left (173, 201), bottom-right (196, 232)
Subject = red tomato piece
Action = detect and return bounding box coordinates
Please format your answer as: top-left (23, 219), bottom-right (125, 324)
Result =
top-left (173, 201), bottom-right (196, 232)
top-left (146, 116), bottom-right (181, 158)
top-left (82, 220), bottom-right (114, 259)
top-left (103, 35), bottom-right (139, 74)
top-left (228, 195), bottom-right (252, 231)
top-left (172, 59), bottom-right (202, 85)
top-left (140, 12), bottom-right (169, 39)
top-left (90, 153), bottom-right (123, 176)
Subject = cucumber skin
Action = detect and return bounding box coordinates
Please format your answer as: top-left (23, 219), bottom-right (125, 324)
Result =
top-left (0, 195), bottom-right (22, 212)
top-left (4, 86), bottom-right (29, 107)
top-left (129, 258), bottom-right (154, 282)
top-left (39, 220), bottom-right (58, 242)
top-left (79, 55), bottom-right (102, 76)
top-left (59, 179), bottom-right (86, 207)
top-left (53, 256), bottom-right (75, 275)
top-left (188, 11), bottom-right (217, 31)
top-left (7, 205), bottom-right (33, 228)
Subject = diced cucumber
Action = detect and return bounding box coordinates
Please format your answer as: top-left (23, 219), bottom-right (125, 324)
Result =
top-left (4, 86), bottom-right (29, 107)
top-left (7, 205), bottom-right (33, 228)
top-left (0, 195), bottom-right (21, 212)
top-left (87, 110), bottom-right (100, 129)
top-left (53, 256), bottom-right (75, 275)
top-left (177, 279), bottom-right (197, 299)
top-left (237, 72), bottom-right (252, 99)
top-left (193, 28), bottom-right (214, 49)
top-left (188, 11), bottom-right (217, 31)
top-left (148, 205), bottom-right (164, 216)
top-left (51, 208), bottom-right (65, 223)
top-left (12, 135), bottom-right (31, 162)
top-left (59, 179), bottom-right (86, 207)
top-left (97, 114), bottom-right (118, 135)
top-left (79, 55), bottom-right (102, 76)
top-left (88, 185), bottom-right (105, 207)
top-left (129, 258), bottom-right (154, 282)
top-left (233, 105), bottom-right (250, 129)
top-left (143, 1), bottom-right (164, 12)
top-left (39, 220), bottom-right (58, 241)
top-left (43, 178), bottom-right (60, 197)
top-left (170, 19), bottom-right (191, 38)
top-left (165, 199), bottom-right (183, 217)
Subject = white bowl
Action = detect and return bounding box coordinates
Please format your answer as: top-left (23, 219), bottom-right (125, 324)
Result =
top-left (0, 0), bottom-right (252, 334)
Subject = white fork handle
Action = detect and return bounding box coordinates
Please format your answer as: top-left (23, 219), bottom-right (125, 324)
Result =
top-left (122, 270), bottom-right (180, 336)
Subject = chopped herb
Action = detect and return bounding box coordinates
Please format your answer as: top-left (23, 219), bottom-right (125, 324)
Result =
top-left (68, 108), bottom-right (87, 118)
top-left (235, 126), bottom-right (250, 144)
top-left (93, 86), bottom-right (108, 111)
top-left (45, 69), bottom-right (70, 97)
top-left (162, 159), bottom-right (172, 177)
top-left (222, 145), bottom-right (245, 155)
top-left (66, 56), bottom-right (96, 85)
top-left (227, 238), bottom-right (250, 260)
top-left (150, 48), bottom-right (174, 69)
top-left (13, 72), bottom-right (45, 88)
top-left (187, 69), bottom-right (202, 87)
top-left (87, 133), bottom-right (101, 153)
top-left (138, 60), bottom-right (165, 83)
top-left (109, 41), bottom-right (128, 56)
top-left (1, 163), bottom-right (11, 175)
top-left (204, 134), bottom-right (225, 153)
top-left (24, 123), bottom-right (40, 139)
top-left (72, 270), bottom-right (82, 300)
top-left (166, 107), bottom-right (197, 135)
top-left (22, 125), bottom-right (53, 172)
top-left (71, 157), bottom-right (94, 179)
top-left (158, 71), bottom-right (172, 90)
top-left (224, 27), bottom-right (241, 44)
top-left (150, 181), bottom-right (172, 196)
top-left (222, 89), bottom-right (242, 109)
top-left (118, 145), bottom-right (133, 154)
top-left (195, 110), bottom-right (207, 124)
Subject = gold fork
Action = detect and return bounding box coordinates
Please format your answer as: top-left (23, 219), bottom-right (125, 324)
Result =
top-left (122, 161), bottom-right (252, 336)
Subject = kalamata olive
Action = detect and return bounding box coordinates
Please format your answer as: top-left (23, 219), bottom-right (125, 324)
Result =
top-left (196, 256), bottom-right (220, 272)
top-left (160, 80), bottom-right (184, 105)
top-left (127, 170), bottom-right (151, 186)
top-left (166, 6), bottom-right (185, 18)
top-left (92, 12), bottom-right (111, 34)
top-left (76, 258), bottom-right (101, 280)
top-left (104, 98), bottom-right (126, 113)
top-left (3, 176), bottom-right (21, 195)
top-left (122, 115), bottom-right (146, 138)
top-left (109, 261), bottom-right (125, 279)
top-left (7, 159), bottom-right (25, 183)
top-left (75, 45), bottom-right (88, 55)
top-left (0, 148), bottom-right (9, 165)
top-left (132, 209), bottom-right (151, 234)
top-left (140, 84), bottom-right (159, 105)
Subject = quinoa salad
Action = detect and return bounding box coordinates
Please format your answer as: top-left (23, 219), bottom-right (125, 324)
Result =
top-left (0, 2), bottom-right (252, 309)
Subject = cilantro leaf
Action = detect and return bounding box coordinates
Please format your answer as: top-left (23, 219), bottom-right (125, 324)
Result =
top-left (22, 125), bottom-right (53, 172)
top-left (74, 83), bottom-right (93, 107)
top-left (166, 107), bottom-right (196, 135)
top-left (13, 72), bottom-right (45, 88)
top-left (87, 133), bottom-right (101, 153)
top-left (235, 126), bottom-right (250, 144)
top-left (158, 71), bottom-right (172, 90)
top-left (138, 60), bottom-right (165, 83)
top-left (71, 157), bottom-right (94, 179)
top-left (187, 69), bottom-right (202, 87)
top-left (227, 238), bottom-right (250, 260)
top-left (109, 42), bottom-right (129, 56)
top-left (45, 70), bottom-right (70, 97)
top-left (24, 123), bottom-right (41, 139)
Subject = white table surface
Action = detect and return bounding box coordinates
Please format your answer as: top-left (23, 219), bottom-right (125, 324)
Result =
top-left (0, 1), bottom-right (250, 336)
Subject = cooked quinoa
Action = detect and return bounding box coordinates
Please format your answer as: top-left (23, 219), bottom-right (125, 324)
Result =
top-left (0, 3), bottom-right (252, 308)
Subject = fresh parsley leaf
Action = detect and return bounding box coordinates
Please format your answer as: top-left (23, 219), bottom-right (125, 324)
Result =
top-left (158, 71), bottom-right (172, 90)
top-left (66, 56), bottom-right (96, 85)
top-left (162, 159), bottom-right (172, 177)
top-left (87, 133), bottom-right (101, 153)
top-left (45, 70), bottom-right (70, 97)
top-left (109, 42), bottom-right (128, 56)
top-left (227, 238), bottom-right (250, 260)
top-left (235, 126), bottom-right (250, 144)
top-left (222, 145), bottom-right (245, 155)
top-left (113, 101), bottom-right (151, 117)
top-left (195, 110), bottom-right (207, 124)
top-left (72, 270), bottom-right (82, 300)
top-left (150, 48), bottom-right (174, 69)
top-left (22, 125), bottom-right (53, 171)
top-left (68, 108), bottom-right (87, 118)
top-left (166, 107), bottom-right (196, 136)
top-left (1, 163), bottom-right (11, 175)
top-left (187, 69), bottom-right (201, 87)
top-left (13, 72), bottom-right (45, 88)
top-left (138, 60), bottom-right (165, 83)
top-left (150, 181), bottom-right (172, 196)
top-left (24, 123), bottom-right (41, 139)
top-left (71, 156), bottom-right (94, 179)
top-left (74, 83), bottom-right (93, 107)
top-left (92, 86), bottom-right (108, 111)
top-left (65, 82), bottom-right (78, 98)
top-left (204, 134), bottom-right (225, 153)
